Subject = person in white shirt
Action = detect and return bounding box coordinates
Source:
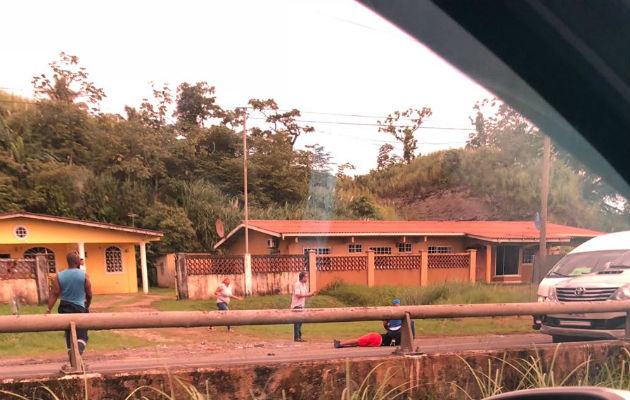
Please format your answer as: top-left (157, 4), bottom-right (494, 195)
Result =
top-left (291, 271), bottom-right (316, 342)
top-left (209, 277), bottom-right (243, 332)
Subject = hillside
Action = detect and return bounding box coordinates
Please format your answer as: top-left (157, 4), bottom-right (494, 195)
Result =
top-left (386, 187), bottom-right (504, 221)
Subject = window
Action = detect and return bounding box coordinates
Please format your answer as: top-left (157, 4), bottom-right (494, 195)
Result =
top-left (14, 226), bottom-right (28, 239)
top-left (304, 248), bottom-right (331, 255)
top-left (105, 246), bottom-right (124, 273)
top-left (428, 246), bottom-right (453, 254)
top-left (369, 247), bottom-right (392, 255)
top-left (348, 244), bottom-right (362, 253)
top-left (522, 248), bottom-right (536, 264)
top-left (397, 243), bottom-right (412, 253)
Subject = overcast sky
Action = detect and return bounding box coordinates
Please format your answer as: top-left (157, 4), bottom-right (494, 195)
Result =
top-left (1, 0), bottom-right (492, 174)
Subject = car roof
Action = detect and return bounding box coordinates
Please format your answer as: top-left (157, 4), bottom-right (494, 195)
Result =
top-left (570, 231), bottom-right (630, 254)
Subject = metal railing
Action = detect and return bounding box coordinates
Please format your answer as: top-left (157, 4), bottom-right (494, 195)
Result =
top-left (1, 301), bottom-right (629, 373)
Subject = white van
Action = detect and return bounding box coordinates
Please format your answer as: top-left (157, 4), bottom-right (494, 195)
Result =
top-left (538, 231), bottom-right (630, 342)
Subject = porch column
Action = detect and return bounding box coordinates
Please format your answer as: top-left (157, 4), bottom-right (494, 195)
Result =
top-left (485, 245), bottom-right (492, 283)
top-left (468, 249), bottom-right (477, 284)
top-left (140, 242), bottom-right (148, 294)
top-left (78, 242), bottom-right (86, 271)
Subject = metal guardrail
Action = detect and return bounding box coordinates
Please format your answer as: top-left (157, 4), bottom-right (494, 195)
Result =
top-left (2, 301), bottom-right (629, 373)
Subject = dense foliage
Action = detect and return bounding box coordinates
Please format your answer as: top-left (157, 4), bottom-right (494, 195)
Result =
top-left (1, 55), bottom-right (627, 259)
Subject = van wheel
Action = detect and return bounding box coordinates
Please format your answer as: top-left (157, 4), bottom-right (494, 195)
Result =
top-left (552, 335), bottom-right (572, 343)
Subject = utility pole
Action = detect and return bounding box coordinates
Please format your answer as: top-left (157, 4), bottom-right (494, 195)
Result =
top-left (538, 136), bottom-right (551, 283)
top-left (242, 108), bottom-right (249, 255)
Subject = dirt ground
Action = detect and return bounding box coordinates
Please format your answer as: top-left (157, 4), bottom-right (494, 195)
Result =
top-left (1, 293), bottom-right (330, 367)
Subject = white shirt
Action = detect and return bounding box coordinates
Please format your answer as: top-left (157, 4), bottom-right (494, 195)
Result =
top-left (216, 283), bottom-right (232, 304)
top-left (291, 280), bottom-right (308, 308)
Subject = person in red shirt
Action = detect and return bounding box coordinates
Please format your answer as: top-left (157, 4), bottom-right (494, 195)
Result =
top-left (333, 332), bottom-right (384, 348)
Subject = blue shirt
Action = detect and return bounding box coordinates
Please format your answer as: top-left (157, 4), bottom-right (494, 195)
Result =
top-left (58, 268), bottom-right (86, 307)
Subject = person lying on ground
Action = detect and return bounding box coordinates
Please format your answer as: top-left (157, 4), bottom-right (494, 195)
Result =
top-left (333, 332), bottom-right (385, 348)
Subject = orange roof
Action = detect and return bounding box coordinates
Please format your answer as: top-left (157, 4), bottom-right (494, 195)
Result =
top-left (214, 219), bottom-right (602, 248)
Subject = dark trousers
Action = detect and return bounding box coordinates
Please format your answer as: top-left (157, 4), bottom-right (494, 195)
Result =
top-left (293, 306), bottom-right (303, 340)
top-left (217, 301), bottom-right (231, 330)
top-left (58, 300), bottom-right (89, 353)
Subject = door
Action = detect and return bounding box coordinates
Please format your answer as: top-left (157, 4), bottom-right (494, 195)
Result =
top-left (495, 245), bottom-right (519, 275)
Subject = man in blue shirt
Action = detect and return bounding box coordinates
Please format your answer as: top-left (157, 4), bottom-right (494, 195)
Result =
top-left (382, 299), bottom-right (415, 346)
top-left (46, 252), bottom-right (93, 362)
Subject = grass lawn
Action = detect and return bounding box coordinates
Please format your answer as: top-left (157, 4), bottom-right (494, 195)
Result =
top-left (0, 282), bottom-right (536, 357)
top-left (153, 282), bottom-right (535, 339)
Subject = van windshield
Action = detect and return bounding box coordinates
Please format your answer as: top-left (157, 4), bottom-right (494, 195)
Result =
top-left (548, 250), bottom-right (628, 276)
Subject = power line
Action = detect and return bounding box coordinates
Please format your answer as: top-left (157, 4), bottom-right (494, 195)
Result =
top-left (247, 116), bottom-right (471, 130)
top-left (0, 98), bottom-right (474, 132)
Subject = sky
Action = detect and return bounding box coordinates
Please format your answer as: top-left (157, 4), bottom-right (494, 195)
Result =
top-left (1, 0), bottom-right (492, 174)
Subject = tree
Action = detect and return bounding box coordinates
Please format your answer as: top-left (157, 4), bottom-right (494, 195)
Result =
top-left (174, 82), bottom-right (221, 129)
top-left (139, 82), bottom-right (173, 130)
top-left (377, 107), bottom-right (432, 163)
top-left (31, 52), bottom-right (105, 113)
top-left (248, 98), bottom-right (314, 146)
top-left (376, 143), bottom-right (402, 170)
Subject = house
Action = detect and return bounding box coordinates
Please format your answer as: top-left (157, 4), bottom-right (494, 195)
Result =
top-left (0, 212), bottom-right (162, 294)
top-left (214, 220), bottom-right (602, 284)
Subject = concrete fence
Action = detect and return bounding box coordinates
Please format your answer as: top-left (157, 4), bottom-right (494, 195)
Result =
top-left (0, 255), bottom-right (49, 305)
top-left (174, 250), bottom-right (477, 300)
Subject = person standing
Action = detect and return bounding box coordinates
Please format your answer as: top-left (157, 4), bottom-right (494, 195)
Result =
top-left (291, 271), bottom-right (316, 342)
top-left (45, 252), bottom-right (93, 363)
top-left (210, 277), bottom-right (242, 332)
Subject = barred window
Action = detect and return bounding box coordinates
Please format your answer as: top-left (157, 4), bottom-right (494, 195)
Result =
top-left (348, 244), bottom-right (362, 253)
top-left (397, 243), bottom-right (412, 253)
top-left (105, 246), bottom-right (123, 273)
top-left (369, 247), bottom-right (392, 255)
top-left (428, 246), bottom-right (453, 254)
top-left (304, 248), bottom-right (331, 255)
top-left (522, 248), bottom-right (536, 264)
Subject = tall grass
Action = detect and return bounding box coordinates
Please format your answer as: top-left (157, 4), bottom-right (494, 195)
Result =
top-left (457, 345), bottom-right (630, 399)
top-left (320, 282), bottom-right (536, 307)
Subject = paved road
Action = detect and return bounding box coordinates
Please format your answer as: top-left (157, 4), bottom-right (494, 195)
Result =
top-left (0, 333), bottom-right (553, 381)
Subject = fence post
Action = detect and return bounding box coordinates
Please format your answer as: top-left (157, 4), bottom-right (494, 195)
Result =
top-left (308, 250), bottom-right (317, 291)
top-left (34, 255), bottom-right (49, 306)
top-left (244, 254), bottom-right (252, 296)
top-left (366, 250), bottom-right (375, 287)
top-left (468, 249), bottom-right (477, 284)
top-left (174, 253), bottom-right (189, 300)
top-left (420, 250), bottom-right (428, 287)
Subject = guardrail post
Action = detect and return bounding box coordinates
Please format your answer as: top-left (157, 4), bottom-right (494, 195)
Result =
top-left (395, 312), bottom-right (415, 354)
top-left (65, 321), bottom-right (83, 374)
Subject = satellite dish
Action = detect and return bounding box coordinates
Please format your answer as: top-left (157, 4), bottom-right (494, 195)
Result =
top-left (215, 219), bottom-right (225, 238)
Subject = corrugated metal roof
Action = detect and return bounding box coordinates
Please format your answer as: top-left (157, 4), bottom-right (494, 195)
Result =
top-left (244, 220), bottom-right (601, 240)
